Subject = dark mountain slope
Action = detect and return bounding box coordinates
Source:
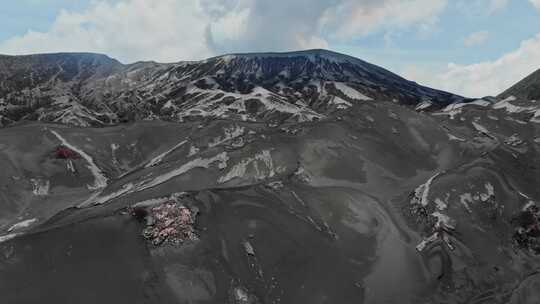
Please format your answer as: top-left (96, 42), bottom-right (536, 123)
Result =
top-left (171, 49), bottom-right (462, 106)
top-left (499, 68), bottom-right (540, 100)
top-left (0, 50), bottom-right (463, 127)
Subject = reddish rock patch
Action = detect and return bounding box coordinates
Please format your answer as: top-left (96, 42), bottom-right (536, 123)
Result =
top-left (55, 146), bottom-right (80, 159)
top-left (131, 201), bottom-right (198, 246)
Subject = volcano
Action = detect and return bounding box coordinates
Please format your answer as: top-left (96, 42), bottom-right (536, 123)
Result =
top-left (0, 50), bottom-right (538, 304)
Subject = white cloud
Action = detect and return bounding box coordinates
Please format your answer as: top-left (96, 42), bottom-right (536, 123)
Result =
top-left (209, 0), bottom-right (446, 53)
top-left (530, 0), bottom-right (540, 10)
top-left (403, 34), bottom-right (540, 97)
top-left (321, 0), bottom-right (447, 39)
top-left (0, 0), bottom-right (448, 63)
top-left (487, 0), bottom-right (509, 13)
top-left (456, 0), bottom-right (509, 16)
top-left (463, 31), bottom-right (490, 47)
top-left (0, 0), bottom-right (215, 63)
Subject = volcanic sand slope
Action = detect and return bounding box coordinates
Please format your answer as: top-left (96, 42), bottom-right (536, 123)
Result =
top-left (0, 99), bottom-right (538, 303)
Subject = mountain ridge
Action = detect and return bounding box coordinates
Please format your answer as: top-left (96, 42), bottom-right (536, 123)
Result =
top-left (0, 49), bottom-right (465, 127)
top-left (499, 68), bottom-right (540, 100)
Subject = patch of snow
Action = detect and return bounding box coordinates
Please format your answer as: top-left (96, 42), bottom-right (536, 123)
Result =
top-left (459, 193), bottom-right (473, 213)
top-left (504, 116), bottom-right (528, 125)
top-left (96, 183), bottom-right (135, 206)
top-left (415, 100), bottom-right (432, 111)
top-left (30, 178), bottom-right (50, 196)
top-left (143, 152), bottom-right (229, 190)
top-left (501, 96), bottom-right (517, 102)
top-left (41, 97), bottom-right (114, 127)
top-left (80, 183), bottom-right (135, 207)
top-left (471, 122), bottom-right (489, 134)
top-left (485, 182), bottom-right (495, 196)
top-left (522, 201), bottom-right (536, 211)
top-left (493, 99), bottom-right (537, 113)
top-left (294, 166), bottom-right (312, 183)
top-left (434, 198), bottom-right (447, 211)
top-left (162, 100), bottom-right (177, 110)
top-left (411, 172), bottom-right (441, 207)
top-left (188, 145), bottom-right (200, 157)
top-left (447, 133), bottom-right (466, 142)
top-left (334, 82), bottom-right (372, 100)
top-left (330, 96), bottom-right (352, 109)
top-left (492, 97), bottom-right (540, 123)
top-left (267, 181), bottom-right (284, 190)
top-left (218, 150), bottom-right (280, 183)
top-left (132, 192), bottom-right (186, 208)
top-left (178, 86), bottom-right (324, 123)
top-left (111, 143), bottom-right (120, 167)
top-left (457, 99), bottom-right (491, 108)
top-left (234, 287), bottom-right (249, 302)
top-left (145, 140), bottom-right (187, 168)
top-left (437, 99), bottom-right (490, 119)
top-left (133, 197), bottom-right (171, 209)
top-left (518, 191), bottom-right (532, 200)
top-left (50, 130), bottom-right (108, 189)
top-left (531, 109), bottom-right (540, 123)
top-left (417, 210), bottom-right (456, 252)
top-left (243, 241), bottom-right (256, 256)
top-left (84, 153), bottom-right (228, 206)
top-left (480, 182), bottom-right (495, 202)
top-left (388, 111), bottom-right (399, 119)
top-left (111, 143), bottom-right (120, 152)
top-left (431, 212), bottom-right (455, 230)
top-left (291, 190), bottom-right (307, 207)
top-left (438, 108), bottom-right (461, 120)
top-left (0, 233), bottom-right (18, 244)
top-left (67, 159), bottom-right (75, 173)
top-left (8, 218), bottom-right (37, 232)
top-left (416, 233), bottom-right (439, 252)
top-left (208, 125), bottom-right (245, 148)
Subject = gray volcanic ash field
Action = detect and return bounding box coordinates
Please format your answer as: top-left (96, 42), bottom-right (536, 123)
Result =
top-left (0, 50), bottom-right (539, 304)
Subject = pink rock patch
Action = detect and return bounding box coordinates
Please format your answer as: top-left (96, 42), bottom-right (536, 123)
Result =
top-left (135, 201), bottom-right (198, 246)
top-left (55, 146), bottom-right (80, 159)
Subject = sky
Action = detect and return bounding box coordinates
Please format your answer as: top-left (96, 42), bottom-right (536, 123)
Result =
top-left (1, 0), bottom-right (540, 98)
